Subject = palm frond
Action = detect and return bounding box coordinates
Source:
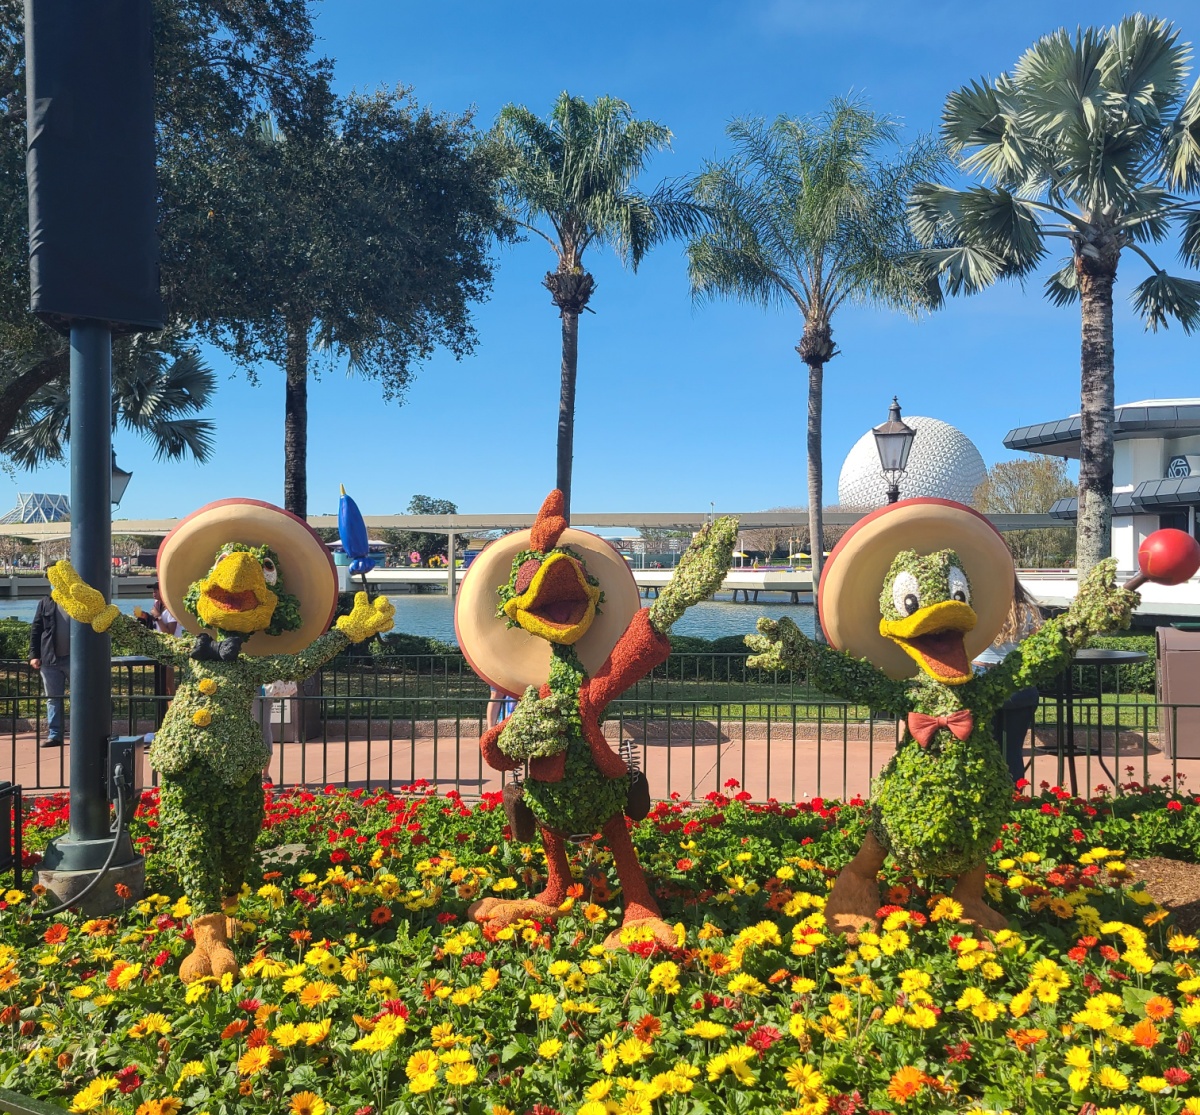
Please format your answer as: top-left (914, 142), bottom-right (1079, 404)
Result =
top-left (1102, 15), bottom-right (1185, 125)
top-left (1163, 73), bottom-right (1200, 191)
top-left (917, 245), bottom-right (1009, 296)
top-left (1129, 269), bottom-right (1200, 332)
top-left (1044, 258), bottom-right (1080, 306)
top-left (1180, 207), bottom-right (1200, 269)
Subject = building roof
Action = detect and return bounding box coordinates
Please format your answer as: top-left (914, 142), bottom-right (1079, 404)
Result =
top-left (0, 493), bottom-right (70, 525)
top-left (1005, 400), bottom-right (1200, 458)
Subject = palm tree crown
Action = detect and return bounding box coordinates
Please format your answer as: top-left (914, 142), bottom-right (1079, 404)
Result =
top-left (493, 92), bottom-right (702, 516)
top-left (910, 15), bottom-right (1200, 570)
top-left (688, 99), bottom-right (943, 599)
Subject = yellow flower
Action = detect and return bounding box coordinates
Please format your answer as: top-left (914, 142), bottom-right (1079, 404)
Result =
top-left (647, 960), bottom-right (681, 995)
top-left (408, 1073), bottom-right (438, 1094)
top-left (298, 981), bottom-right (339, 1008)
top-left (273, 1023), bottom-right (300, 1048)
top-left (1064, 1046), bottom-right (1091, 1069)
top-left (406, 1050), bottom-right (440, 1080)
top-left (929, 897), bottom-right (964, 922)
top-left (538, 1038), bottom-right (563, 1059)
top-left (68, 1077), bottom-right (118, 1113)
top-left (445, 1063), bottom-right (477, 1086)
top-left (174, 1062), bottom-right (205, 1091)
top-left (1169, 933), bottom-right (1200, 953)
top-left (784, 1061), bottom-right (824, 1098)
top-left (298, 1019), bottom-right (332, 1046)
top-left (1139, 1076), bottom-right (1169, 1095)
top-left (191, 708), bottom-right (212, 727)
top-left (237, 1047), bottom-right (273, 1076)
top-left (289, 1093), bottom-right (326, 1115)
top-left (1067, 1068), bottom-right (1090, 1092)
top-left (685, 1021), bottom-right (727, 1040)
top-left (1095, 1066), bottom-right (1129, 1092)
top-left (197, 677), bottom-right (218, 695)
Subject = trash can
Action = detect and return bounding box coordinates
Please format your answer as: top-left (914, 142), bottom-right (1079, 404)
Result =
top-left (1157, 627), bottom-right (1200, 758)
top-left (262, 674), bottom-right (323, 743)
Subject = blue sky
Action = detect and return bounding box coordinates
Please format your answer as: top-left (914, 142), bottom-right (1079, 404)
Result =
top-left (10, 1), bottom-right (1200, 521)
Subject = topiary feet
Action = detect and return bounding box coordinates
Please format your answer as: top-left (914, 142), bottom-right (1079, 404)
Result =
top-left (603, 915), bottom-right (677, 952)
top-left (468, 897), bottom-right (560, 929)
top-left (179, 912), bottom-right (239, 984)
top-left (951, 865), bottom-right (1008, 934)
top-left (823, 832), bottom-right (887, 944)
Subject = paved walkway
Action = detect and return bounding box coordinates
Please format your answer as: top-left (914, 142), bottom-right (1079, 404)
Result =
top-left (1, 718), bottom-right (1190, 802)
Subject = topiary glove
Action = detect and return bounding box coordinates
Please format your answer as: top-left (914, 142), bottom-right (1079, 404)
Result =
top-left (335, 592), bottom-right (396, 643)
top-left (745, 615), bottom-right (811, 673)
top-left (47, 560), bottom-right (120, 633)
top-left (649, 515), bottom-right (738, 632)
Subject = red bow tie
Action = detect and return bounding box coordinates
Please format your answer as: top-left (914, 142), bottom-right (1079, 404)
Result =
top-left (907, 709), bottom-right (974, 747)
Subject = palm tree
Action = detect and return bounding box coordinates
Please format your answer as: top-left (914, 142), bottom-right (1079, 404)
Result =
top-left (687, 99), bottom-right (943, 602)
top-left (2, 334), bottom-right (215, 468)
top-left (493, 93), bottom-right (703, 518)
top-left (910, 15), bottom-right (1200, 573)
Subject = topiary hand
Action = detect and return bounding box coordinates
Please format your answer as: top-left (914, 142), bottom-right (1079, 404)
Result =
top-left (745, 615), bottom-right (811, 673)
top-left (649, 516), bottom-right (738, 632)
top-left (47, 560), bottom-right (120, 633)
top-left (1063, 557), bottom-right (1140, 640)
top-left (336, 592), bottom-right (395, 643)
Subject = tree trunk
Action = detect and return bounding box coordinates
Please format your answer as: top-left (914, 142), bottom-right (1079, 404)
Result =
top-left (1076, 255), bottom-right (1117, 575)
top-left (543, 267), bottom-right (596, 523)
top-left (283, 318), bottom-right (309, 519)
top-left (798, 317), bottom-right (835, 644)
top-left (557, 308), bottom-right (578, 520)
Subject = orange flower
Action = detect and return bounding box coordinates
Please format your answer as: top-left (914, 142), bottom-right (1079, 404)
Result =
top-left (1006, 1028), bottom-right (1048, 1051)
top-left (370, 906), bottom-right (392, 925)
top-left (632, 1014), bottom-right (662, 1043)
top-left (582, 904), bottom-right (606, 923)
top-left (768, 968), bottom-right (790, 984)
top-left (566, 883), bottom-right (584, 899)
top-left (1145, 996), bottom-right (1175, 1021)
top-left (114, 883), bottom-right (132, 900)
top-left (43, 923), bottom-right (68, 945)
top-left (290, 930), bottom-right (312, 944)
top-left (1129, 1018), bottom-right (1161, 1048)
top-left (707, 953), bottom-right (734, 976)
top-left (887, 1066), bottom-right (927, 1105)
top-left (221, 1020), bottom-right (249, 1041)
top-left (246, 1027), bottom-right (270, 1049)
top-left (422, 978), bottom-right (443, 1000)
top-left (887, 884), bottom-right (912, 905)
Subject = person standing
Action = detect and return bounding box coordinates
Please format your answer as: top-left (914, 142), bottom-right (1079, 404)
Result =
top-left (29, 594), bottom-right (71, 747)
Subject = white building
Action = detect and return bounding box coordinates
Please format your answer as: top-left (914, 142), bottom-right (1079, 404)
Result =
top-left (1004, 398), bottom-right (1200, 574)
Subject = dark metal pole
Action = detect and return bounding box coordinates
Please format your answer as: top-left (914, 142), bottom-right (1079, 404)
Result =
top-left (61, 322), bottom-right (113, 862)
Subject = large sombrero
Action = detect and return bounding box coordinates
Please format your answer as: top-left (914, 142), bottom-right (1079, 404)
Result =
top-left (455, 527), bottom-right (642, 696)
top-left (818, 498), bottom-right (1015, 680)
top-left (157, 498), bottom-right (338, 656)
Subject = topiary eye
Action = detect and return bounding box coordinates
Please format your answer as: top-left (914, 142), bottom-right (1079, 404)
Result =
top-left (261, 557), bottom-right (278, 586)
top-left (892, 571), bottom-right (921, 617)
top-left (514, 558), bottom-right (541, 595)
top-left (948, 565), bottom-right (969, 604)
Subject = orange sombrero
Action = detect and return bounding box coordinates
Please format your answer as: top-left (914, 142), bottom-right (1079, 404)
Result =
top-left (455, 520), bottom-right (642, 697)
top-left (157, 498), bottom-right (338, 657)
top-left (818, 498), bottom-right (1015, 680)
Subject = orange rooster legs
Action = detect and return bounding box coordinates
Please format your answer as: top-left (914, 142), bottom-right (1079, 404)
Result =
top-left (601, 814), bottom-right (676, 950)
top-left (534, 828), bottom-right (572, 908)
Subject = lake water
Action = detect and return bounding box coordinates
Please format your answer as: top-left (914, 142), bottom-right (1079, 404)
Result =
top-left (0, 593), bottom-right (818, 645)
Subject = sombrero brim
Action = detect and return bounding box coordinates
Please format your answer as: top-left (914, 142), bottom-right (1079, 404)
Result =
top-left (455, 527), bottom-right (642, 695)
top-left (818, 498), bottom-right (1015, 680)
top-left (157, 498), bottom-right (338, 657)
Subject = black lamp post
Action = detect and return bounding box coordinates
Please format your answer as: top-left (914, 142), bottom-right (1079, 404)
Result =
top-left (872, 397), bottom-right (917, 504)
top-left (111, 453), bottom-right (133, 509)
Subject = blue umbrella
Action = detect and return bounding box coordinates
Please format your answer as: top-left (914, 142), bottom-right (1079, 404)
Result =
top-left (338, 485), bottom-right (377, 588)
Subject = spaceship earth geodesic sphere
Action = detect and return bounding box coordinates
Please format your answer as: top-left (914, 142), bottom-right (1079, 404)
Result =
top-left (837, 416), bottom-right (987, 508)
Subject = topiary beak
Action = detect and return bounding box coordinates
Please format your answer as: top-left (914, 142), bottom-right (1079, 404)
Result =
top-left (879, 600), bottom-right (976, 685)
top-left (503, 552), bottom-right (600, 644)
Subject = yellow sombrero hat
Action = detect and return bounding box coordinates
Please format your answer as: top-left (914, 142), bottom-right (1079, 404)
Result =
top-left (455, 525), bottom-right (642, 696)
top-left (157, 498), bottom-right (338, 656)
top-left (818, 498), bottom-right (1015, 680)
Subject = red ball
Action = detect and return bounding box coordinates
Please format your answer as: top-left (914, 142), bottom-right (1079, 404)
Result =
top-left (1138, 529), bottom-right (1200, 585)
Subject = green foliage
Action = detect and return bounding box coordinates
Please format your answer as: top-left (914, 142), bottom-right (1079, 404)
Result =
top-left (973, 457), bottom-right (1077, 567)
top-left (0, 616), bottom-right (28, 660)
top-left (1087, 633), bottom-right (1157, 694)
top-left (649, 517), bottom-right (738, 632)
top-left (872, 733), bottom-right (1012, 876)
top-left (377, 496), bottom-right (473, 565)
top-left (877, 549), bottom-right (968, 621)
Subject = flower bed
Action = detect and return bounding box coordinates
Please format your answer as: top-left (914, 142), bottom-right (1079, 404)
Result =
top-left (3, 778), bottom-right (1200, 1114)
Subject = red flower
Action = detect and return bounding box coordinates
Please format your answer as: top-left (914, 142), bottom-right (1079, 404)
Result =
top-left (239, 999), bottom-right (262, 1013)
top-left (1164, 1067), bottom-right (1191, 1085)
top-left (631, 1014), bottom-right (662, 1043)
top-left (676, 858), bottom-right (694, 872)
top-left (747, 1025), bottom-right (782, 1052)
top-left (152, 949), bottom-right (170, 968)
top-left (1168, 800), bottom-right (1183, 811)
top-left (42, 923), bottom-right (68, 945)
top-left (115, 1066), bottom-right (141, 1094)
top-left (944, 1041), bottom-right (972, 1063)
top-left (246, 1027), bottom-right (270, 1048)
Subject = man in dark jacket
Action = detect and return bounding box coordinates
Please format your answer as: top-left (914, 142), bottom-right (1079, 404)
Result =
top-left (29, 595), bottom-right (70, 746)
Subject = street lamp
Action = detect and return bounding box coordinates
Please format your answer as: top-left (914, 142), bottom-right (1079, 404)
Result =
top-left (872, 397), bottom-right (917, 504)
top-left (111, 452), bottom-right (133, 508)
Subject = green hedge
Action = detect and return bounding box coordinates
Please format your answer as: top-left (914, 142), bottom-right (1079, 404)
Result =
top-left (1086, 633), bottom-right (1157, 694)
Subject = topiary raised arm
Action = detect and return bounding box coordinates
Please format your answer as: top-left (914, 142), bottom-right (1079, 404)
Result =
top-left (974, 558), bottom-right (1139, 704)
top-left (648, 517), bottom-right (739, 633)
top-left (746, 615), bottom-right (910, 717)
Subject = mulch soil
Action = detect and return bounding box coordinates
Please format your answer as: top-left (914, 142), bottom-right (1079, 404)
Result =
top-left (1129, 857), bottom-right (1200, 934)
